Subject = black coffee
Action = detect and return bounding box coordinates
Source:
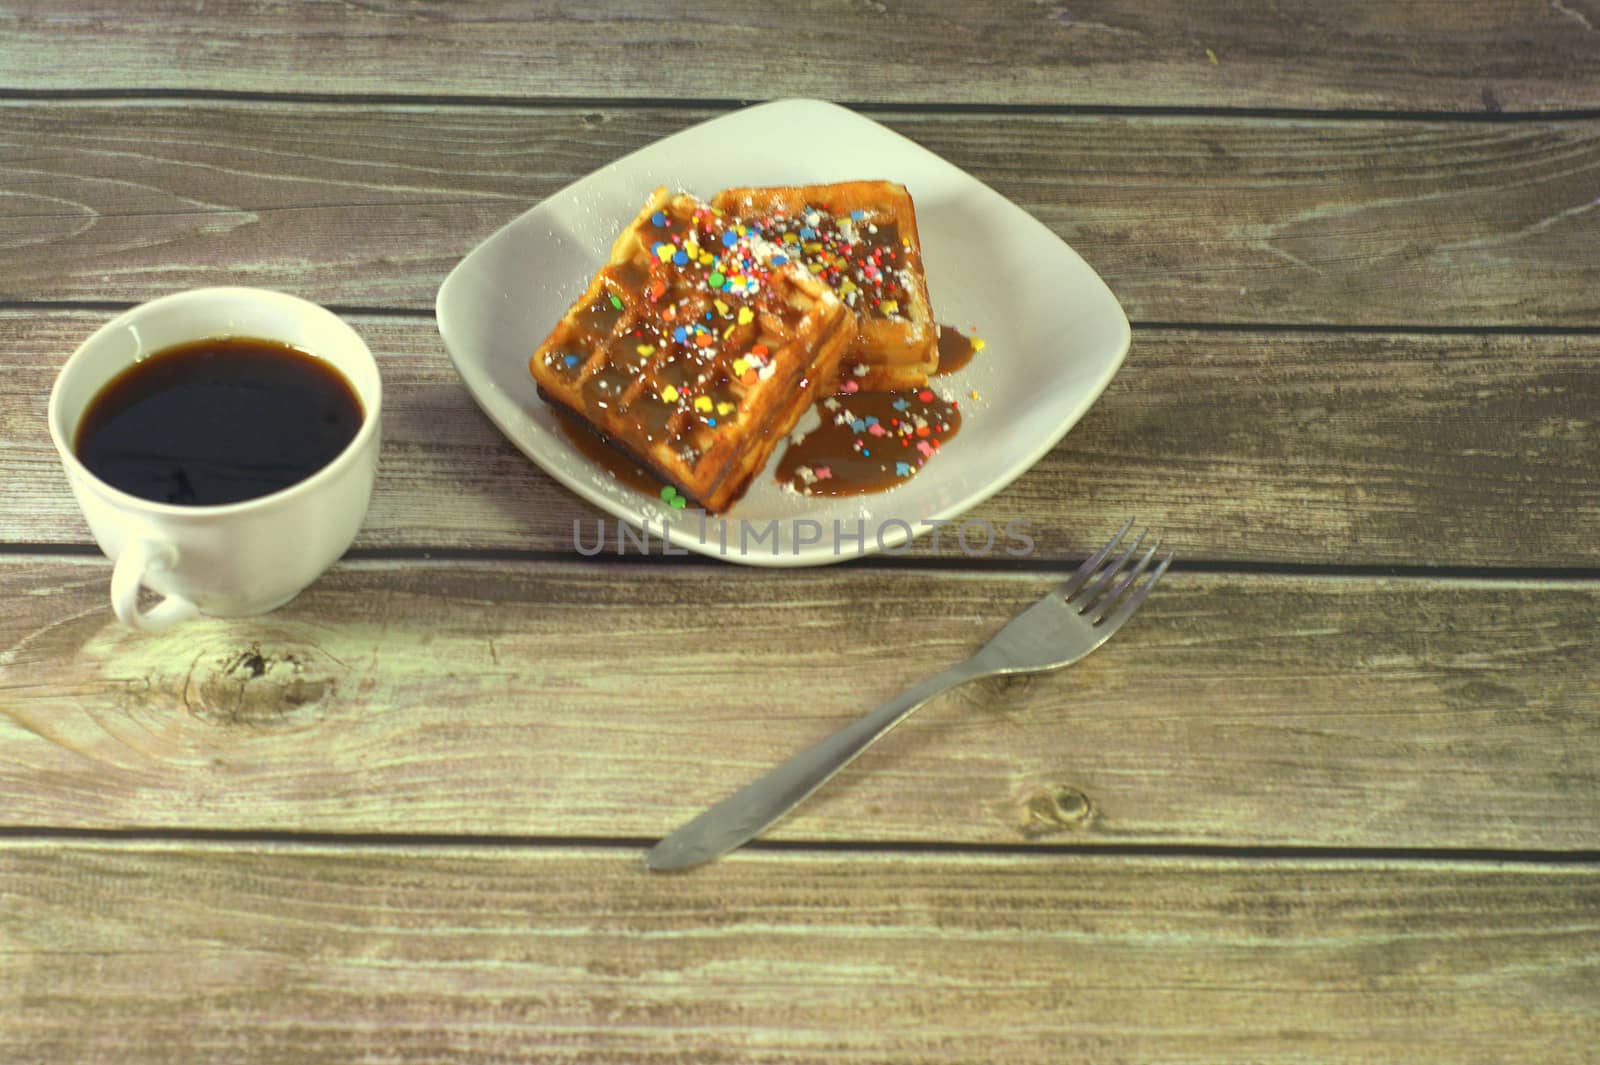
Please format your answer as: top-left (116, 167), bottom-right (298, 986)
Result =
top-left (74, 336), bottom-right (364, 506)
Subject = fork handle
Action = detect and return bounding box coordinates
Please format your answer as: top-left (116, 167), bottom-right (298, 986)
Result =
top-left (645, 661), bottom-right (981, 872)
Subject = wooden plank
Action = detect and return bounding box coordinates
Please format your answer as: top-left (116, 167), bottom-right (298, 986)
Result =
top-left (2, 1), bottom-right (1597, 111)
top-left (3, 102), bottom-right (1600, 325)
top-left (8, 312), bottom-right (1599, 566)
top-left (3, 842), bottom-right (1597, 1063)
top-left (2, 558), bottom-right (1597, 849)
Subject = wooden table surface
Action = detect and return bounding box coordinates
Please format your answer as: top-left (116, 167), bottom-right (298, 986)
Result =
top-left (3, 3), bottom-right (1598, 1061)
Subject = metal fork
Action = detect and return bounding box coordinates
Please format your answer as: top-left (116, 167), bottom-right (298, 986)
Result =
top-left (646, 519), bottom-right (1173, 872)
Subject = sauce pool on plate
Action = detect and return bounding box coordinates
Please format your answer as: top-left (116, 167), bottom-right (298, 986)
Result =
top-left (933, 323), bottom-right (983, 376)
top-left (776, 387), bottom-right (961, 498)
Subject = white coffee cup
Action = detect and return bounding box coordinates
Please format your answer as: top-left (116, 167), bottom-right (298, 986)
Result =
top-left (47, 287), bottom-right (382, 631)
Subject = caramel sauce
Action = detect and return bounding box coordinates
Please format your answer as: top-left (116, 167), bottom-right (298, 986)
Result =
top-left (776, 387), bottom-right (961, 498)
top-left (549, 405), bottom-right (663, 497)
top-left (934, 324), bottom-right (981, 376)
top-left (554, 374), bottom-right (968, 505)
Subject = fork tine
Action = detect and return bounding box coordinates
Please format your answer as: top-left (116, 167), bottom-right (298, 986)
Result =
top-left (1073, 528), bottom-right (1148, 612)
top-left (1059, 517), bottom-right (1134, 598)
top-left (1089, 537), bottom-right (1161, 622)
top-left (1093, 551), bottom-right (1173, 629)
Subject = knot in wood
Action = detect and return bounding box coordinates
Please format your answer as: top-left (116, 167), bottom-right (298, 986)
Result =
top-left (1021, 785), bottom-right (1093, 838)
top-left (186, 643), bottom-right (333, 729)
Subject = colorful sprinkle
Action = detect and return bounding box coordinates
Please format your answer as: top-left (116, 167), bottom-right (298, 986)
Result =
top-left (708, 270), bottom-right (726, 289)
top-left (636, 344), bottom-right (655, 356)
top-left (672, 250), bottom-right (689, 266)
top-left (651, 211), bottom-right (667, 227)
top-left (659, 385), bottom-right (679, 403)
top-left (609, 294), bottom-right (623, 311)
top-left (563, 354), bottom-right (579, 368)
top-left (895, 462), bottom-right (912, 476)
top-left (733, 203), bottom-right (909, 316)
top-left (722, 230), bottom-right (737, 247)
top-left (737, 306), bottom-right (754, 325)
top-left (694, 395), bottom-right (713, 413)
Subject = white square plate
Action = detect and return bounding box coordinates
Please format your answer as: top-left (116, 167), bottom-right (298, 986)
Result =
top-left (436, 99), bottom-right (1129, 566)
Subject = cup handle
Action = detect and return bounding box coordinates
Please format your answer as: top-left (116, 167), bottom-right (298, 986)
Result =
top-left (111, 539), bottom-right (201, 631)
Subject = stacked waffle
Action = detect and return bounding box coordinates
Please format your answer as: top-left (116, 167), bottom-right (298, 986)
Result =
top-left (712, 182), bottom-right (937, 391)
top-left (530, 181), bottom-right (939, 511)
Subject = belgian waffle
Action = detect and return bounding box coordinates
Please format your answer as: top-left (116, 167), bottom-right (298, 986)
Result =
top-left (710, 181), bottom-right (938, 390)
top-left (529, 187), bottom-right (857, 513)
